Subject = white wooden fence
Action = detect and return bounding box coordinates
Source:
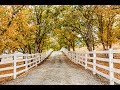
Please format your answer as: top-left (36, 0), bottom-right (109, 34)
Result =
top-left (61, 48), bottom-right (120, 85)
top-left (0, 49), bottom-right (53, 80)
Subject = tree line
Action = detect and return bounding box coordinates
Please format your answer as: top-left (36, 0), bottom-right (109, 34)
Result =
top-left (0, 5), bottom-right (120, 54)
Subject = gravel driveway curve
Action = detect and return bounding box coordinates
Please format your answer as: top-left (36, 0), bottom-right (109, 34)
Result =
top-left (1, 51), bottom-right (109, 85)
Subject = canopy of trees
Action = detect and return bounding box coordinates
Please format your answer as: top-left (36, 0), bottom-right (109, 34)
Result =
top-left (0, 5), bottom-right (120, 54)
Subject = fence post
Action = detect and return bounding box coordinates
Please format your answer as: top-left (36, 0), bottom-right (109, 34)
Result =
top-left (93, 50), bottom-right (96, 74)
top-left (41, 53), bottom-right (42, 61)
top-left (85, 53), bottom-right (87, 69)
top-left (109, 48), bottom-right (114, 85)
top-left (40, 54), bottom-right (41, 62)
top-left (71, 52), bottom-right (72, 61)
top-left (13, 54), bottom-right (17, 79)
top-left (75, 53), bottom-right (76, 63)
top-left (71, 52), bottom-right (72, 60)
top-left (25, 54), bottom-right (28, 72)
top-left (72, 52), bottom-right (73, 61)
top-left (67, 52), bottom-right (69, 59)
top-left (77, 53), bottom-right (79, 64)
top-left (38, 53), bottom-right (40, 63)
top-left (76, 53), bottom-right (78, 64)
top-left (70, 52), bottom-right (72, 60)
top-left (81, 53), bottom-right (84, 66)
top-left (74, 53), bottom-right (76, 63)
top-left (35, 54), bottom-right (38, 67)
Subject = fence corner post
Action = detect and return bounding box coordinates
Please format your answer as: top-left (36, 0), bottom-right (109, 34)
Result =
top-left (109, 48), bottom-right (114, 85)
top-left (93, 50), bottom-right (96, 75)
top-left (13, 53), bottom-right (17, 79)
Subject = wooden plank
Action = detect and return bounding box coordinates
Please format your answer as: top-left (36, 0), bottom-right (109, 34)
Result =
top-left (112, 59), bottom-right (120, 63)
top-left (0, 61), bottom-right (13, 64)
top-left (28, 61), bottom-right (35, 65)
top-left (112, 68), bottom-right (120, 73)
top-left (113, 78), bottom-right (120, 84)
top-left (78, 62), bottom-right (85, 67)
top-left (78, 59), bottom-right (85, 62)
top-left (16, 69), bottom-right (26, 75)
top-left (87, 66), bottom-right (93, 71)
top-left (87, 57), bottom-right (94, 59)
top-left (112, 50), bottom-right (120, 53)
top-left (0, 54), bottom-right (14, 58)
top-left (16, 59), bottom-right (25, 62)
top-left (16, 64), bottom-right (26, 68)
top-left (96, 63), bottom-right (109, 70)
top-left (96, 57), bottom-right (109, 62)
top-left (28, 64), bottom-right (36, 70)
top-left (96, 70), bottom-right (110, 79)
top-left (0, 67), bottom-right (13, 71)
top-left (86, 52), bottom-right (93, 54)
top-left (15, 54), bottom-right (25, 57)
top-left (0, 73), bottom-right (13, 78)
top-left (87, 62), bottom-right (93, 65)
top-left (96, 51), bottom-right (109, 54)
top-left (27, 57), bottom-right (36, 61)
top-left (79, 56), bottom-right (86, 58)
top-left (81, 63), bottom-right (85, 67)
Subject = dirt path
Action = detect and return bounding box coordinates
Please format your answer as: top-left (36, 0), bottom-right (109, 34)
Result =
top-left (1, 51), bottom-right (109, 85)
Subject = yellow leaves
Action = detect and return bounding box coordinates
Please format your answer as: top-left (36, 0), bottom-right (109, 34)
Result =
top-left (7, 39), bottom-right (20, 50)
top-left (0, 39), bottom-right (5, 49)
top-left (42, 10), bottom-right (48, 18)
top-left (30, 25), bottom-right (37, 32)
top-left (6, 28), bottom-right (17, 38)
top-left (95, 6), bottom-right (120, 48)
top-left (54, 28), bottom-right (62, 33)
top-left (95, 5), bottom-right (120, 17)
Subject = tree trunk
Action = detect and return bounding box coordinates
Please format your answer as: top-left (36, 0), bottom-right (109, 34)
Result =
top-left (34, 41), bottom-right (39, 53)
top-left (97, 15), bottom-right (107, 50)
top-left (22, 46), bottom-right (27, 54)
top-left (86, 19), bottom-right (94, 52)
top-left (72, 41), bottom-right (75, 51)
top-left (68, 45), bottom-right (70, 51)
top-left (85, 40), bottom-right (93, 61)
top-left (28, 44), bottom-right (31, 54)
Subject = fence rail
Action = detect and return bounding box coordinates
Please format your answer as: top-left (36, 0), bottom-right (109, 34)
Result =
top-left (61, 48), bottom-right (120, 85)
top-left (0, 50), bottom-right (53, 80)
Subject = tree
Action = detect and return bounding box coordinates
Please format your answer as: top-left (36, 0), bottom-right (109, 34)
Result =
top-left (95, 5), bottom-right (120, 50)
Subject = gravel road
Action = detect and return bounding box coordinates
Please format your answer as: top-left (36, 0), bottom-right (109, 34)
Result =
top-left (1, 51), bottom-right (109, 85)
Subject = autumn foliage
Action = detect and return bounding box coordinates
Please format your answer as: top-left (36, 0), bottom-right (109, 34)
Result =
top-left (0, 5), bottom-right (120, 54)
